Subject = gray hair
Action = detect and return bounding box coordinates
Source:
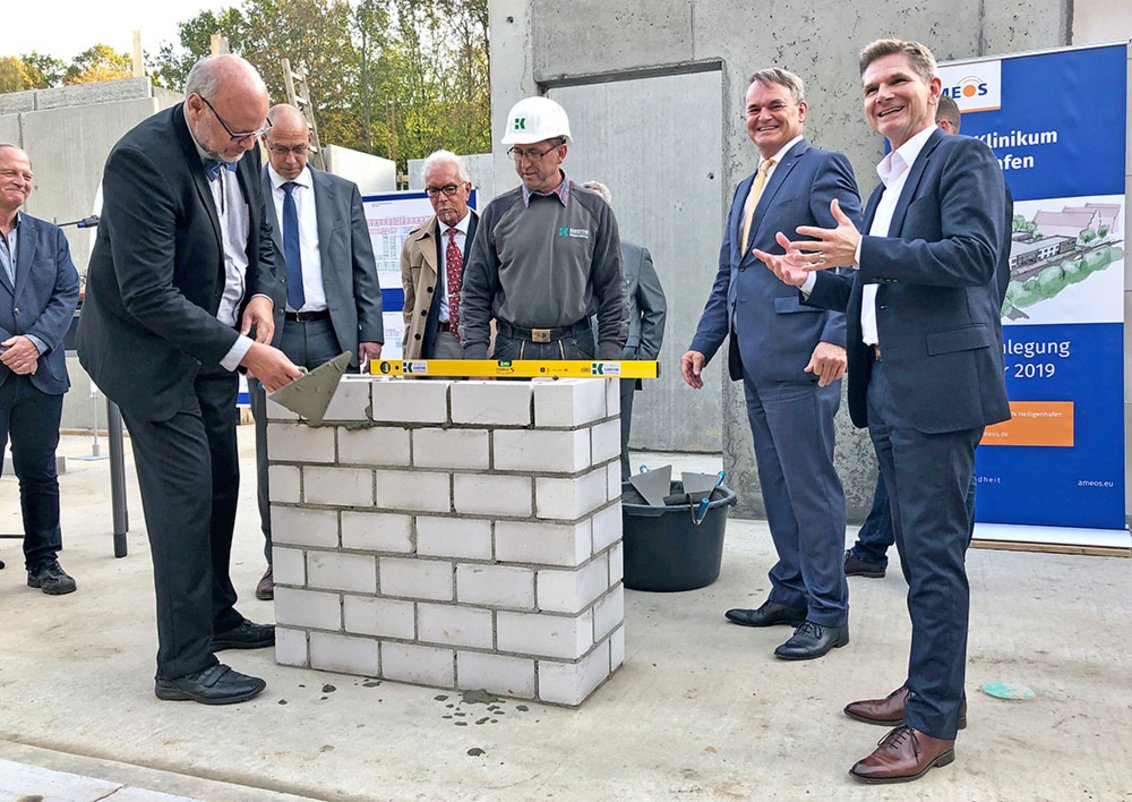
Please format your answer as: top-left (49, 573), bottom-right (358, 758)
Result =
top-left (749, 68), bottom-right (805, 103)
top-left (858, 39), bottom-right (938, 82)
top-left (581, 180), bottom-right (611, 206)
top-left (184, 57), bottom-right (223, 98)
top-left (421, 150), bottom-right (470, 184)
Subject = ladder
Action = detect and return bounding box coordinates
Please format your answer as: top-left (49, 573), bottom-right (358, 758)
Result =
top-left (280, 58), bottom-right (326, 171)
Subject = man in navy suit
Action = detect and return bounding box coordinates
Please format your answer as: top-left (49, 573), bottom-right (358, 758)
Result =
top-left (759, 39), bottom-right (1009, 782)
top-left (680, 69), bottom-right (862, 661)
top-left (0, 144), bottom-right (80, 594)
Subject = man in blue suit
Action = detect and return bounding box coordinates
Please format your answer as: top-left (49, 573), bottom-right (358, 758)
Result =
top-left (0, 144), bottom-right (81, 593)
top-left (759, 39), bottom-right (1010, 783)
top-left (681, 69), bottom-right (862, 661)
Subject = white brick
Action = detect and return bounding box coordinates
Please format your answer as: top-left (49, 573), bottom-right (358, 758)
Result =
top-left (605, 378), bottom-right (620, 416)
top-left (271, 507), bottom-right (338, 549)
top-left (381, 642), bottom-right (454, 687)
top-left (457, 651), bottom-right (535, 698)
top-left (590, 418), bottom-right (621, 465)
top-left (593, 585), bottom-right (624, 641)
top-left (341, 511), bottom-right (413, 553)
top-left (343, 596), bottom-right (415, 639)
top-left (310, 632), bottom-right (380, 676)
top-left (536, 468), bottom-right (606, 520)
top-left (453, 474), bottom-right (532, 517)
top-left (371, 380), bottom-right (449, 424)
top-left (274, 627), bottom-right (308, 666)
top-left (379, 557), bottom-right (453, 601)
top-left (268, 423), bottom-right (335, 463)
top-left (606, 462), bottom-right (621, 502)
top-left (494, 429), bottom-right (590, 473)
top-left (375, 470), bottom-right (450, 514)
top-left (609, 542), bottom-right (624, 585)
top-left (495, 520), bottom-right (590, 567)
top-left (414, 428), bottom-right (489, 469)
top-left (417, 517), bottom-right (492, 560)
top-left (272, 547), bottom-right (306, 587)
top-left (322, 379), bottom-right (372, 421)
top-left (537, 554), bottom-right (609, 614)
top-left (496, 609), bottom-right (593, 659)
top-left (451, 381), bottom-right (531, 425)
top-left (418, 604), bottom-right (493, 649)
top-left (609, 624), bottom-right (625, 671)
top-left (591, 502), bottom-right (622, 552)
top-left (338, 427), bottom-right (411, 466)
top-left (266, 397), bottom-right (299, 421)
top-left (304, 466), bottom-right (374, 506)
top-left (274, 587), bottom-right (341, 630)
top-left (533, 380), bottom-right (605, 427)
top-left (307, 551), bottom-right (377, 594)
top-left (456, 564), bottom-right (535, 609)
top-left (268, 465), bottom-right (301, 503)
top-left (538, 639), bottom-right (610, 706)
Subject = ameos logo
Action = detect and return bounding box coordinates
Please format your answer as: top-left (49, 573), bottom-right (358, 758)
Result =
top-left (943, 76), bottom-right (988, 101)
top-left (937, 60), bottom-right (1002, 112)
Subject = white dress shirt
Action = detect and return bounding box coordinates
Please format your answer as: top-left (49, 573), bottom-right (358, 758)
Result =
top-left (437, 211), bottom-right (471, 322)
top-left (267, 164), bottom-right (326, 313)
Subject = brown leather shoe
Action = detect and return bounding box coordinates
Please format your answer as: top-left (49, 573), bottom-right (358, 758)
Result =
top-left (849, 724), bottom-right (955, 784)
top-left (844, 685), bottom-right (967, 730)
top-left (255, 565), bottom-right (274, 601)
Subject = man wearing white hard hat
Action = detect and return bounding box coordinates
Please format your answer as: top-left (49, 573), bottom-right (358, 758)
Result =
top-left (459, 96), bottom-right (626, 360)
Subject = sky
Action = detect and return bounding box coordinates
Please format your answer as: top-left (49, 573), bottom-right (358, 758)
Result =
top-left (2, 1), bottom-right (219, 61)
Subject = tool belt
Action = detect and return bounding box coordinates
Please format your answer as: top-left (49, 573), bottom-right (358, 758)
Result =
top-left (496, 318), bottom-right (590, 343)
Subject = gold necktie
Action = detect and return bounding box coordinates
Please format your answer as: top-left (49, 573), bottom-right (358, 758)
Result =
top-left (741, 158), bottom-right (775, 253)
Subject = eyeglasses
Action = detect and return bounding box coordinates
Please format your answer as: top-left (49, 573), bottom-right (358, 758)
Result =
top-left (506, 143), bottom-right (560, 162)
top-left (199, 95), bottom-right (272, 142)
top-left (268, 143), bottom-right (310, 157)
top-left (425, 184), bottom-right (463, 198)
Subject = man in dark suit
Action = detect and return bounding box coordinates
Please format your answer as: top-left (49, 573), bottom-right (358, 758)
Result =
top-left (680, 69), bottom-right (862, 661)
top-left (758, 39), bottom-right (1009, 782)
top-left (580, 180), bottom-right (667, 481)
top-left (0, 144), bottom-right (80, 593)
top-left (78, 55), bottom-right (302, 705)
top-left (249, 103), bottom-right (384, 600)
top-left (401, 150), bottom-right (478, 360)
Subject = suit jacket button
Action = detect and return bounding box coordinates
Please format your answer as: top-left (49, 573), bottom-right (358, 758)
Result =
top-left (13, 307), bottom-right (19, 314)
top-left (420, 310), bottom-right (427, 316)
top-left (414, 334), bottom-right (421, 340)
top-left (426, 286), bottom-right (433, 293)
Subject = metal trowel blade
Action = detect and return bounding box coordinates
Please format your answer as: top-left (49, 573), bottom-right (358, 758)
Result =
top-left (268, 351), bottom-right (352, 426)
top-left (629, 464), bottom-right (672, 507)
top-left (682, 472), bottom-right (718, 502)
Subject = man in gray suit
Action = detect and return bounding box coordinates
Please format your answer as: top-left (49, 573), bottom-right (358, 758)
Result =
top-left (250, 103), bottom-right (384, 600)
top-left (581, 180), bottom-right (666, 481)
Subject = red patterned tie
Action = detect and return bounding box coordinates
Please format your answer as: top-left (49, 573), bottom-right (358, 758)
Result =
top-left (445, 227), bottom-right (462, 341)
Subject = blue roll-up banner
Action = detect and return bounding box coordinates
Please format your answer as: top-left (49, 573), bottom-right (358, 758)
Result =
top-left (940, 44), bottom-right (1128, 542)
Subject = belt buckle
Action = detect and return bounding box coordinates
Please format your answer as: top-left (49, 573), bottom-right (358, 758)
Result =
top-left (532, 328), bottom-right (551, 343)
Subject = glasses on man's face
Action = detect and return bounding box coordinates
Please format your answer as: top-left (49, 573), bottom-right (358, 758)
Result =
top-left (199, 95), bottom-right (272, 142)
top-left (425, 184), bottom-right (463, 198)
top-left (268, 143), bottom-right (310, 157)
top-left (506, 144), bottom-right (558, 162)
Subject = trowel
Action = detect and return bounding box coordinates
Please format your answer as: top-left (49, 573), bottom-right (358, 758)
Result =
top-left (268, 351), bottom-right (352, 426)
top-left (629, 464), bottom-right (672, 507)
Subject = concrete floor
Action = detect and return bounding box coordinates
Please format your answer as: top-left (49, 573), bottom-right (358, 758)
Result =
top-left (2, 430), bottom-right (1131, 801)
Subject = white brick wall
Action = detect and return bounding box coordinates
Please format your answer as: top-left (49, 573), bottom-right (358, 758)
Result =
top-left (272, 547), bottom-right (306, 587)
top-left (496, 609), bottom-right (593, 660)
top-left (606, 462), bottom-right (621, 502)
top-left (537, 553), bottom-right (608, 615)
top-left (538, 639), bottom-right (611, 706)
top-left (453, 474), bottom-right (532, 517)
top-left (275, 626), bottom-right (308, 666)
top-left (268, 423), bottom-right (335, 463)
top-left (275, 587), bottom-right (341, 631)
top-left (494, 428), bottom-right (590, 473)
top-left (375, 470), bottom-right (450, 514)
top-left (536, 468), bottom-right (606, 520)
top-left (456, 651), bottom-right (535, 698)
top-left (591, 503), bottom-right (622, 553)
top-left (379, 557), bottom-right (453, 601)
top-left (609, 542), bottom-right (624, 585)
top-left (338, 427), bottom-right (411, 466)
top-left (343, 596), bottom-right (415, 640)
top-left (592, 585), bottom-right (624, 641)
top-left (340, 511), bottom-right (413, 553)
top-left (533, 380), bottom-right (606, 428)
top-left (381, 642), bottom-right (455, 687)
top-left (304, 466), bottom-right (374, 507)
top-left (322, 379), bottom-right (372, 422)
top-left (414, 428), bottom-right (489, 470)
top-left (418, 603), bottom-right (493, 649)
top-left (371, 380), bottom-right (449, 424)
top-left (494, 520), bottom-right (590, 567)
top-left (306, 551), bottom-right (377, 594)
top-left (271, 507), bottom-right (338, 549)
top-left (590, 419), bottom-right (621, 465)
top-left (310, 631), bottom-right (380, 676)
top-left (417, 517), bottom-right (492, 560)
top-left (268, 465), bottom-right (301, 503)
top-left (456, 564), bottom-right (535, 609)
top-left (266, 397), bottom-right (299, 421)
top-left (610, 625), bottom-right (625, 671)
top-left (451, 381), bottom-right (532, 425)
top-left (605, 378), bottom-right (620, 416)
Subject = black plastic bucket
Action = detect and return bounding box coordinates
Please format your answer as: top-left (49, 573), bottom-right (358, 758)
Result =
top-left (621, 480), bottom-right (738, 592)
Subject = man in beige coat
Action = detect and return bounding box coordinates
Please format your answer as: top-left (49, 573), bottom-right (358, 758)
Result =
top-left (400, 151), bottom-right (478, 359)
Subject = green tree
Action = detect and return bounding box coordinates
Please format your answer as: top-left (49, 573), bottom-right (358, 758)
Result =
top-left (0, 57), bottom-right (27, 93)
top-left (64, 44), bottom-right (133, 85)
top-left (20, 51), bottom-right (66, 88)
top-left (1079, 227), bottom-right (1097, 245)
top-left (150, 8), bottom-right (245, 90)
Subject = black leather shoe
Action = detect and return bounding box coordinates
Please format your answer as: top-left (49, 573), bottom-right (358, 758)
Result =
top-left (210, 618), bottom-right (275, 651)
top-left (774, 620), bottom-right (849, 660)
top-left (725, 600), bottom-right (806, 628)
top-left (154, 664), bottom-right (266, 705)
top-left (27, 559), bottom-right (77, 595)
top-left (844, 550), bottom-right (886, 578)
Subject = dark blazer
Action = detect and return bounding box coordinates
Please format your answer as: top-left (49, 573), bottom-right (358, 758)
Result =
top-left (400, 211), bottom-right (479, 359)
top-left (808, 129), bottom-right (1011, 434)
top-left (0, 213), bottom-right (80, 395)
top-left (689, 138), bottom-right (861, 384)
top-left (621, 240), bottom-right (666, 361)
top-left (261, 166), bottom-right (383, 367)
top-left (78, 102), bottom-right (275, 421)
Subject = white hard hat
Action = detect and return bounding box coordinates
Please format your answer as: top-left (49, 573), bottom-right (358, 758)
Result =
top-left (501, 96), bottom-right (573, 145)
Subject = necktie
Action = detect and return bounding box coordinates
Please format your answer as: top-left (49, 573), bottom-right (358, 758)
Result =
top-left (445, 227), bottom-right (463, 341)
top-left (282, 181), bottom-right (305, 310)
top-left (204, 159), bottom-right (237, 181)
top-left (740, 158), bottom-right (775, 253)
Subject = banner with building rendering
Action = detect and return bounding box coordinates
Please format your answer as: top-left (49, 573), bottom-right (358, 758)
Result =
top-left (940, 43), bottom-right (1127, 534)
